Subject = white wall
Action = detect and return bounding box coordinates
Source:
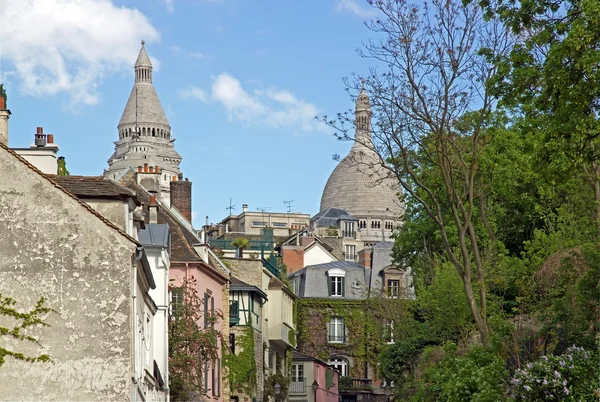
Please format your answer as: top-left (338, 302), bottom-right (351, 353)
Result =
top-left (304, 244), bottom-right (336, 267)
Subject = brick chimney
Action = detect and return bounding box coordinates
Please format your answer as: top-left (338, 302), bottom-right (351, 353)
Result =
top-left (170, 176), bottom-right (192, 223)
top-left (0, 88), bottom-right (10, 146)
top-left (149, 194), bottom-right (159, 224)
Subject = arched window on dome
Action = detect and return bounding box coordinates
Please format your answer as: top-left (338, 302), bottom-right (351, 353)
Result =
top-left (142, 127), bottom-right (146, 136)
top-left (152, 128), bottom-right (156, 137)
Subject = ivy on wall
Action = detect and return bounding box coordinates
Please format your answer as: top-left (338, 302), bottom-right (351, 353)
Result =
top-left (224, 325), bottom-right (257, 396)
top-left (296, 297), bottom-right (414, 378)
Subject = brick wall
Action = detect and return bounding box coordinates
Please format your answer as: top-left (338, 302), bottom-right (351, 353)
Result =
top-left (358, 249), bottom-right (372, 269)
top-left (281, 246), bottom-right (304, 274)
top-left (170, 178), bottom-right (192, 222)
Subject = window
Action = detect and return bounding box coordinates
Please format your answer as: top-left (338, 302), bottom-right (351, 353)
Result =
top-left (292, 278), bottom-right (300, 295)
top-left (330, 276), bottom-right (344, 296)
top-left (384, 320), bottom-right (395, 344)
top-left (292, 364), bottom-right (304, 382)
top-left (343, 221), bottom-right (355, 238)
top-left (371, 220), bottom-right (381, 229)
top-left (272, 222), bottom-right (287, 228)
top-left (344, 244), bottom-right (356, 262)
top-left (252, 220), bottom-right (266, 227)
top-left (328, 316), bottom-right (345, 343)
top-left (229, 333), bottom-right (236, 355)
top-left (327, 268), bottom-right (346, 297)
top-left (387, 279), bottom-right (400, 298)
top-left (170, 288), bottom-right (183, 318)
top-left (385, 221), bottom-right (394, 230)
top-left (358, 220), bottom-right (367, 229)
top-left (327, 357), bottom-right (348, 376)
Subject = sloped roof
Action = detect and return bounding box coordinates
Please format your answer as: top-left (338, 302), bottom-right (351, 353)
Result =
top-left (138, 224), bottom-right (170, 248)
top-left (49, 175), bottom-right (139, 202)
top-left (230, 277), bottom-right (268, 300)
top-left (135, 41), bottom-right (152, 68)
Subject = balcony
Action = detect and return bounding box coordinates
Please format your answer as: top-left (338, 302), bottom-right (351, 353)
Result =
top-left (328, 334), bottom-right (345, 343)
top-left (339, 376), bottom-right (372, 392)
top-left (289, 379), bottom-right (306, 394)
top-left (269, 321), bottom-right (295, 348)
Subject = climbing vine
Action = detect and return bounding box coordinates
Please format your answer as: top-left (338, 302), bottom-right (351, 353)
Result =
top-left (0, 294), bottom-right (54, 367)
top-left (224, 325), bottom-right (257, 396)
top-left (296, 297), bottom-right (414, 378)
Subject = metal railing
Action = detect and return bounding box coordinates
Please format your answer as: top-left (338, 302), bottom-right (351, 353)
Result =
top-left (339, 376), bottom-right (372, 391)
top-left (289, 379), bottom-right (306, 394)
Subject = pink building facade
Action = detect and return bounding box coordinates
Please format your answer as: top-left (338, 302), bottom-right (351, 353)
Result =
top-left (290, 351), bottom-right (340, 402)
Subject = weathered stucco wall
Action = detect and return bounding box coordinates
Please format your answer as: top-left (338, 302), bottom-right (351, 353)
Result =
top-left (0, 148), bottom-right (137, 401)
top-left (83, 198), bottom-right (126, 230)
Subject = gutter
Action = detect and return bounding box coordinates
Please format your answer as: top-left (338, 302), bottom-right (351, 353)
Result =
top-left (136, 247), bottom-right (156, 289)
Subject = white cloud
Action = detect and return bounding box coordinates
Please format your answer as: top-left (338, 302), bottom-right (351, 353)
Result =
top-left (170, 45), bottom-right (210, 60)
top-left (181, 73), bottom-right (324, 133)
top-left (336, 0), bottom-right (377, 18)
top-left (0, 0), bottom-right (159, 106)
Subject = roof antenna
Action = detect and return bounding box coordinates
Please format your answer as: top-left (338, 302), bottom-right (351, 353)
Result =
top-left (226, 198), bottom-right (236, 216)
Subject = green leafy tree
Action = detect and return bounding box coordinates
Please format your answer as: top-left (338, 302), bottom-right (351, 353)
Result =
top-left (232, 238), bottom-right (250, 258)
top-left (0, 294), bottom-right (53, 367)
top-left (169, 277), bottom-right (221, 401)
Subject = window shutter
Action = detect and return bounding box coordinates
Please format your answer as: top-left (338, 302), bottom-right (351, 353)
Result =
top-left (327, 275), bottom-right (332, 296)
top-left (341, 278), bottom-right (345, 297)
top-left (204, 293), bottom-right (209, 327)
top-left (211, 296), bottom-right (215, 329)
top-left (217, 359), bottom-right (221, 396)
top-left (326, 368), bottom-right (334, 389)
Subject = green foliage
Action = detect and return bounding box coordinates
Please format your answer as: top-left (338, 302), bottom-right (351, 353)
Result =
top-left (169, 277), bottom-right (221, 401)
top-left (224, 325), bottom-right (257, 396)
top-left (0, 294), bottom-right (54, 367)
top-left (264, 372), bottom-right (290, 401)
top-left (325, 226), bottom-right (339, 237)
top-left (413, 343), bottom-right (508, 402)
top-left (510, 346), bottom-right (600, 401)
top-left (57, 157), bottom-right (70, 176)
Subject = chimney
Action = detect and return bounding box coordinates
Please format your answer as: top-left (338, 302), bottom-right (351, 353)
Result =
top-left (144, 163), bottom-right (149, 173)
top-left (155, 165), bottom-right (160, 173)
top-left (149, 166), bottom-right (154, 173)
top-left (149, 194), bottom-right (159, 224)
top-left (242, 203), bottom-right (248, 212)
top-left (35, 127), bottom-right (47, 147)
top-left (0, 87), bottom-right (10, 146)
top-left (47, 134), bottom-right (54, 144)
top-left (170, 176), bottom-right (192, 223)
top-left (138, 166), bottom-right (143, 172)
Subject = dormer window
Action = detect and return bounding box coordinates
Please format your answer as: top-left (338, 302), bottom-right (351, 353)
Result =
top-left (327, 268), bottom-right (346, 297)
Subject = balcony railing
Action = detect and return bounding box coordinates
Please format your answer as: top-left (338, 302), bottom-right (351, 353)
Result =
top-left (328, 334), bottom-right (345, 343)
top-left (343, 253), bottom-right (358, 262)
top-left (289, 379), bottom-right (306, 394)
top-left (339, 376), bottom-right (372, 391)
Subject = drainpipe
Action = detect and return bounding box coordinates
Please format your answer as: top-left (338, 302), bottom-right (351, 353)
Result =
top-left (132, 249), bottom-right (142, 398)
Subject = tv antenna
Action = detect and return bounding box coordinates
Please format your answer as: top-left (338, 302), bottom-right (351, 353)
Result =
top-left (257, 206), bottom-right (271, 227)
top-left (226, 198), bottom-right (236, 216)
top-left (284, 200), bottom-right (295, 214)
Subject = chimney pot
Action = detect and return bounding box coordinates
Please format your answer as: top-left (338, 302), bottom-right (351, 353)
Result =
top-left (185, 177), bottom-right (189, 182)
top-left (35, 133), bottom-right (47, 147)
top-left (36, 127), bottom-right (43, 134)
top-left (47, 134), bottom-right (54, 144)
top-left (155, 165), bottom-right (160, 173)
top-left (143, 163), bottom-right (149, 173)
top-left (242, 204), bottom-right (248, 212)
top-left (0, 96), bottom-right (5, 110)
top-left (149, 166), bottom-right (154, 173)
top-left (138, 166), bottom-right (143, 172)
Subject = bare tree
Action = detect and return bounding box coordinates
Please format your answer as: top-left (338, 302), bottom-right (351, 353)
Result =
top-left (322, 0), bottom-right (512, 345)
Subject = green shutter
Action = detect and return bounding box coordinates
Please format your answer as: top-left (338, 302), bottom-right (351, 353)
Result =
top-left (211, 296), bottom-right (215, 329)
top-left (204, 293), bottom-right (209, 327)
top-left (326, 368), bottom-right (334, 389)
top-left (341, 278), bottom-right (345, 297)
top-left (327, 276), bottom-right (332, 296)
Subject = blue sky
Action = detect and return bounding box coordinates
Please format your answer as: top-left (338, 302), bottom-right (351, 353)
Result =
top-left (1, 0), bottom-right (381, 228)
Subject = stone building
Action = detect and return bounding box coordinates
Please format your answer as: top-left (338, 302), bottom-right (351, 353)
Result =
top-left (316, 88), bottom-right (404, 248)
top-left (0, 144), bottom-right (158, 400)
top-left (104, 41), bottom-right (182, 206)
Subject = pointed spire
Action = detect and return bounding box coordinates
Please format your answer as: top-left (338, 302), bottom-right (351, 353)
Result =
top-left (135, 40), bottom-right (152, 69)
top-left (354, 81), bottom-right (372, 148)
top-left (355, 79), bottom-right (371, 112)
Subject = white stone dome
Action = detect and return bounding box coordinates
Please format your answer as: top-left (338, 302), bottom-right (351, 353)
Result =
top-left (320, 147), bottom-right (403, 219)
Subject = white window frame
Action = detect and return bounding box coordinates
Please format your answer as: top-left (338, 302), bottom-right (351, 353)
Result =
top-left (292, 364), bottom-right (304, 382)
top-left (344, 244), bottom-right (356, 262)
top-left (327, 357), bottom-right (348, 376)
top-left (331, 276), bottom-right (343, 296)
top-left (329, 316), bottom-right (345, 343)
top-left (384, 320), bottom-right (395, 344)
top-left (387, 279), bottom-right (400, 299)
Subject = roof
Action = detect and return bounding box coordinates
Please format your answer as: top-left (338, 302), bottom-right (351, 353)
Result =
top-left (1, 144), bottom-right (138, 245)
top-left (373, 241), bottom-right (393, 249)
top-left (135, 41), bottom-right (152, 68)
top-left (48, 175), bottom-right (139, 203)
top-left (311, 207), bottom-right (356, 224)
top-left (290, 260), bottom-right (364, 278)
top-left (138, 224), bottom-right (170, 248)
top-left (292, 351), bottom-right (332, 367)
top-left (230, 277), bottom-right (268, 300)
top-left (119, 42), bottom-right (169, 128)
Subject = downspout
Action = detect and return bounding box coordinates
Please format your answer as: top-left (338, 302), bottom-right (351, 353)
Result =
top-left (132, 249), bottom-right (142, 399)
top-left (164, 253), bottom-right (170, 402)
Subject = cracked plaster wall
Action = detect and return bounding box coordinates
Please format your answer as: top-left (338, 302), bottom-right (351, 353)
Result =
top-left (0, 148), bottom-right (136, 401)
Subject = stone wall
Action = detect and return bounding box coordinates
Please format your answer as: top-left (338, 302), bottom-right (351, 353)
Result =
top-left (0, 147), bottom-right (137, 400)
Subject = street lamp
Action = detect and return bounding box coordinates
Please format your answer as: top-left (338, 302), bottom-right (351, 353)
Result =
top-left (312, 380), bottom-right (319, 402)
top-left (384, 384), bottom-right (392, 402)
top-left (274, 383), bottom-right (281, 402)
